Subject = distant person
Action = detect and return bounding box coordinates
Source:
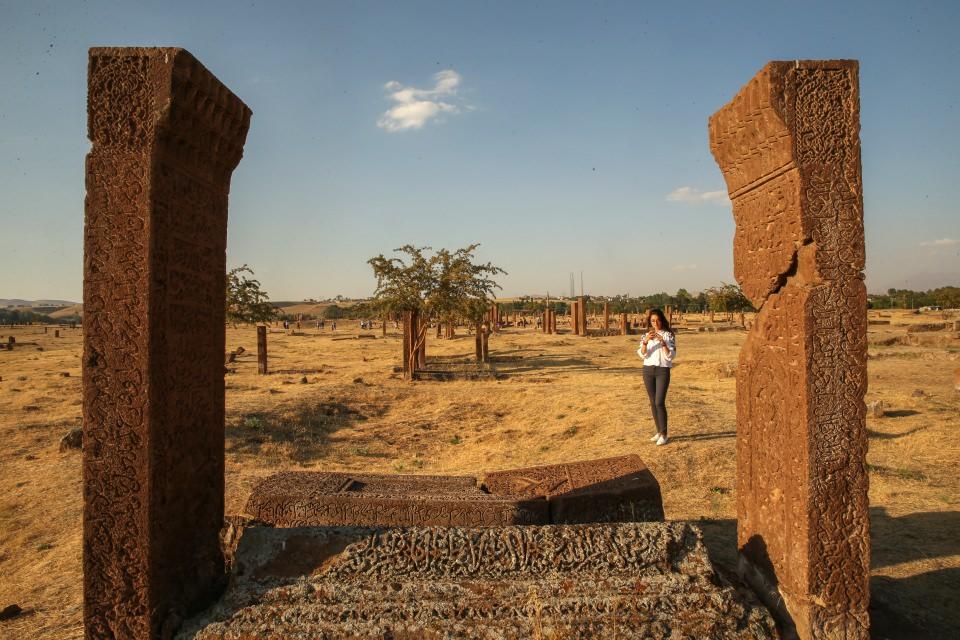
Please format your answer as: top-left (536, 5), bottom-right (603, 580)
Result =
top-left (331, 321), bottom-right (337, 332)
top-left (637, 308), bottom-right (676, 446)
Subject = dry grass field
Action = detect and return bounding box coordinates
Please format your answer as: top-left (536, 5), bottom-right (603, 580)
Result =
top-left (1, 310), bottom-right (957, 638)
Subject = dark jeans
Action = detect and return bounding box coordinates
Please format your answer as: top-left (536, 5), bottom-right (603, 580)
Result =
top-left (642, 365), bottom-right (671, 436)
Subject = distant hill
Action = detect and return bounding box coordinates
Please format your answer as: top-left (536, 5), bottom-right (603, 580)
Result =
top-left (1, 299), bottom-right (77, 308)
top-left (49, 304), bottom-right (84, 319)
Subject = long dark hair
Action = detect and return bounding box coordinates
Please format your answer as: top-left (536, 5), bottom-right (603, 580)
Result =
top-left (647, 308), bottom-right (672, 335)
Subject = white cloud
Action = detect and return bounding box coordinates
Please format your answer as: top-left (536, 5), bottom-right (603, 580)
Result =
top-left (666, 186), bottom-right (729, 206)
top-left (919, 238), bottom-right (959, 247)
top-left (377, 70), bottom-right (466, 132)
top-left (671, 264), bottom-right (698, 272)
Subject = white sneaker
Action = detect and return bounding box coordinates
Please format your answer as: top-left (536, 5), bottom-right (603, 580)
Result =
top-left (655, 435), bottom-right (668, 446)
top-left (649, 433), bottom-right (660, 442)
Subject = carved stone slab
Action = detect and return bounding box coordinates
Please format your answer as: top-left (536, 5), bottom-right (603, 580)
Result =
top-left (709, 60), bottom-right (868, 639)
top-left (480, 454), bottom-right (665, 523)
top-left (83, 47), bottom-right (250, 638)
top-left (178, 522), bottom-right (777, 639)
top-left (245, 471), bottom-right (550, 527)
top-left (245, 455), bottom-right (664, 528)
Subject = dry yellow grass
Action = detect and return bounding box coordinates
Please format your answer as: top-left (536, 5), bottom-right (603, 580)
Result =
top-left (1, 309), bottom-right (957, 638)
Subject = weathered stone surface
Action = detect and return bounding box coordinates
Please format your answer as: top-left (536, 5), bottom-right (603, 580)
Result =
top-left (247, 455), bottom-right (664, 528)
top-left (480, 454), bottom-right (665, 523)
top-left (83, 47), bottom-right (250, 638)
top-left (246, 471), bottom-right (549, 527)
top-left (709, 60), bottom-right (868, 639)
top-left (179, 522), bottom-right (778, 639)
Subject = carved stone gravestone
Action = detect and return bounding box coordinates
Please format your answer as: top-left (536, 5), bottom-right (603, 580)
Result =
top-left (245, 455), bottom-right (664, 528)
top-left (709, 60), bottom-right (868, 639)
top-left (83, 47), bottom-right (250, 638)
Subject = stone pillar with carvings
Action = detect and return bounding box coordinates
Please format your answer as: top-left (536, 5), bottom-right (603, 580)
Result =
top-left (709, 60), bottom-right (868, 639)
top-left (83, 47), bottom-right (250, 638)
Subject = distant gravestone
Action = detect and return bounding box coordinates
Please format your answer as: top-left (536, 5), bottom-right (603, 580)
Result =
top-left (83, 47), bottom-right (250, 637)
top-left (257, 325), bottom-right (267, 375)
top-left (710, 60), bottom-right (868, 638)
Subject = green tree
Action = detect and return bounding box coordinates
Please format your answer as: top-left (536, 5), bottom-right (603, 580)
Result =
top-left (226, 264), bottom-right (277, 325)
top-left (705, 283), bottom-right (753, 312)
top-left (432, 244), bottom-right (505, 329)
top-left (367, 244), bottom-right (505, 328)
top-left (323, 305), bottom-right (345, 319)
top-left (931, 286), bottom-right (960, 309)
top-left (367, 245), bottom-right (434, 316)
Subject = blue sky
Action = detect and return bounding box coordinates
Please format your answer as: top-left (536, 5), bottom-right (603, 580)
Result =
top-left (1, 0), bottom-right (958, 301)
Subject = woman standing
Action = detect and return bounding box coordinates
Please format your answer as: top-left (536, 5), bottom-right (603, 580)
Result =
top-left (638, 309), bottom-right (676, 445)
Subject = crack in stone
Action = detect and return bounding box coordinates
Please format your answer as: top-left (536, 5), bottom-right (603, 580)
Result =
top-left (755, 237), bottom-right (815, 315)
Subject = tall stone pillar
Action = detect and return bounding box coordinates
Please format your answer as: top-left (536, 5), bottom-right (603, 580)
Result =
top-left (257, 325), bottom-right (268, 375)
top-left (603, 302), bottom-right (610, 330)
top-left (83, 48), bottom-right (250, 638)
top-left (417, 316), bottom-right (427, 368)
top-left (709, 60), bottom-right (868, 639)
top-left (577, 297), bottom-right (587, 336)
top-left (619, 313), bottom-right (628, 335)
top-left (402, 310), bottom-right (419, 379)
top-left (474, 323), bottom-right (483, 361)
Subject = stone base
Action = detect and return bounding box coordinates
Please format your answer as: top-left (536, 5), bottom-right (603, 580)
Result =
top-left (179, 522), bottom-right (778, 639)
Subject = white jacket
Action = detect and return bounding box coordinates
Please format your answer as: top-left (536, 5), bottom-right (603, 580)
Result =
top-left (637, 330), bottom-right (676, 367)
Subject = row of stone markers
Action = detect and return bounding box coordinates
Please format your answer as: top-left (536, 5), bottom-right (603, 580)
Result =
top-left (81, 48), bottom-right (867, 640)
top-left (541, 307), bottom-right (557, 334)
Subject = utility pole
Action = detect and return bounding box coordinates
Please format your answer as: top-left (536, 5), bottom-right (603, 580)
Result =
top-left (569, 272), bottom-right (575, 299)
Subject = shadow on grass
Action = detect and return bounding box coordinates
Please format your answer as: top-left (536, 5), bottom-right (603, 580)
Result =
top-left (227, 401), bottom-right (369, 464)
top-left (493, 354), bottom-right (594, 374)
top-left (695, 509), bottom-right (960, 638)
top-left (669, 431), bottom-right (736, 443)
top-left (867, 425), bottom-right (928, 440)
top-left (882, 409), bottom-right (920, 418)
top-left (871, 507), bottom-right (960, 569)
top-left (871, 569), bottom-right (960, 639)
